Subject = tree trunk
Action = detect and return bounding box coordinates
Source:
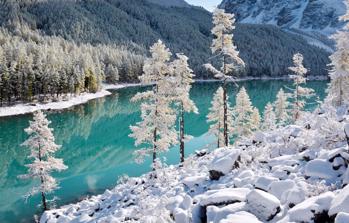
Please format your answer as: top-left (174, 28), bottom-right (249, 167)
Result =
top-left (153, 128), bottom-right (157, 171)
top-left (339, 77), bottom-right (343, 106)
top-left (153, 84), bottom-right (159, 171)
top-left (295, 82), bottom-right (300, 121)
top-left (38, 145), bottom-right (48, 211)
top-left (180, 103), bottom-right (185, 163)
top-left (41, 186), bottom-right (48, 211)
top-left (223, 83), bottom-right (228, 146)
top-left (218, 121), bottom-right (221, 148)
top-left (221, 30), bottom-right (229, 147)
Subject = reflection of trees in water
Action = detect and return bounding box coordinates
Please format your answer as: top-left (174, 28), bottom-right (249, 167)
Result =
top-left (53, 93), bottom-right (120, 143)
top-left (52, 90), bottom-right (143, 176)
top-left (185, 81), bottom-right (328, 137)
top-left (0, 116), bottom-right (30, 187)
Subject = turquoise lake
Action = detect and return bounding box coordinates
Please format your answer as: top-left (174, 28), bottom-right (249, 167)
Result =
top-left (0, 80), bottom-right (328, 223)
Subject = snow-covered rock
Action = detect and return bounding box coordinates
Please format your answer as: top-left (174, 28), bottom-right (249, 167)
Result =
top-left (206, 202), bottom-right (246, 223)
top-left (199, 188), bottom-right (250, 206)
top-left (305, 159), bottom-right (338, 179)
top-left (220, 211), bottom-right (262, 223)
top-left (173, 208), bottom-right (190, 223)
top-left (329, 185), bottom-right (349, 216)
top-left (182, 174), bottom-right (207, 188)
top-left (246, 189), bottom-right (281, 221)
top-left (210, 149), bottom-right (240, 179)
top-left (254, 176), bottom-right (279, 191)
top-left (335, 212), bottom-right (349, 223)
top-left (269, 179), bottom-right (296, 200)
top-left (285, 192), bottom-right (335, 222)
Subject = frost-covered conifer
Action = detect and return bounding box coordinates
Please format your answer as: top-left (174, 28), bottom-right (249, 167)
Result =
top-left (232, 87), bottom-right (255, 138)
top-left (19, 110), bottom-right (67, 210)
top-left (288, 53), bottom-right (315, 121)
top-left (205, 8), bottom-right (245, 146)
top-left (171, 53), bottom-right (198, 163)
top-left (130, 40), bottom-right (177, 169)
top-left (274, 88), bottom-right (290, 126)
top-left (326, 1), bottom-right (349, 106)
top-left (251, 107), bottom-right (261, 131)
top-left (262, 103), bottom-right (277, 131)
top-left (207, 87), bottom-right (234, 147)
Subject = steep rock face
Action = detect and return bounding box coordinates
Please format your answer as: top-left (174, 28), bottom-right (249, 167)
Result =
top-left (220, 0), bottom-right (346, 35)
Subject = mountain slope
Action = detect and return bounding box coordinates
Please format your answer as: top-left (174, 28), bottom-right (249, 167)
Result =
top-left (146, 0), bottom-right (190, 7)
top-left (220, 0), bottom-right (345, 36)
top-left (0, 0), bottom-right (330, 78)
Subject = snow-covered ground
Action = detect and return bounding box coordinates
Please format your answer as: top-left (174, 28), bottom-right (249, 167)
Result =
top-left (0, 83), bottom-right (141, 117)
top-left (41, 105), bottom-right (349, 223)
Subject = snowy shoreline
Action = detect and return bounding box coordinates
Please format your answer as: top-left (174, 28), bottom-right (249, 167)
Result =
top-left (0, 76), bottom-right (328, 118)
top-left (41, 106), bottom-right (349, 223)
top-left (0, 83), bottom-right (141, 118)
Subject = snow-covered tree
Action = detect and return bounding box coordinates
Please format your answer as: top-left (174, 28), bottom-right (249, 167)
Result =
top-left (274, 88), bottom-right (290, 126)
top-left (205, 8), bottom-right (245, 146)
top-left (232, 87), bottom-right (255, 138)
top-left (326, 1), bottom-right (349, 106)
top-left (251, 107), bottom-right (261, 132)
top-left (262, 103), bottom-right (277, 131)
top-left (171, 53), bottom-right (198, 163)
top-left (19, 110), bottom-right (67, 210)
top-left (129, 40), bottom-right (177, 169)
top-left (207, 87), bottom-right (234, 147)
top-left (288, 53), bottom-right (315, 121)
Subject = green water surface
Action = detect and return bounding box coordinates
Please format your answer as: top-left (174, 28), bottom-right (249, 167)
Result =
top-left (0, 80), bottom-right (327, 222)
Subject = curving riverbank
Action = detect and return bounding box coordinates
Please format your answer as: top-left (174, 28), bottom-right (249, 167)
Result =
top-left (0, 83), bottom-right (141, 117)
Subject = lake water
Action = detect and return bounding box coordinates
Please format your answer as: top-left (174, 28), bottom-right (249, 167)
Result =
top-left (0, 80), bottom-right (328, 223)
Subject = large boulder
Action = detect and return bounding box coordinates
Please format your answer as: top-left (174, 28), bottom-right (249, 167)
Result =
top-left (305, 159), bottom-right (338, 179)
top-left (209, 149), bottom-right (240, 180)
top-left (286, 191), bottom-right (335, 222)
top-left (269, 179), bottom-right (296, 200)
top-left (335, 212), bottom-right (349, 223)
top-left (254, 176), bottom-right (279, 191)
top-left (220, 211), bottom-right (262, 223)
top-left (329, 185), bottom-right (349, 216)
top-left (246, 189), bottom-right (281, 221)
top-left (199, 188), bottom-right (250, 207)
top-left (206, 202), bottom-right (246, 223)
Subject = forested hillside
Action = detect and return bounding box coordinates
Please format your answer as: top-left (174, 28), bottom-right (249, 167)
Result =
top-left (0, 0), bottom-right (331, 105)
top-left (1, 0), bottom-right (330, 77)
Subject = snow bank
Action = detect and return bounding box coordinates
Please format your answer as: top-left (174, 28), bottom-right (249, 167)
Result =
top-left (0, 83), bottom-right (140, 117)
top-left (41, 106), bottom-right (349, 223)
